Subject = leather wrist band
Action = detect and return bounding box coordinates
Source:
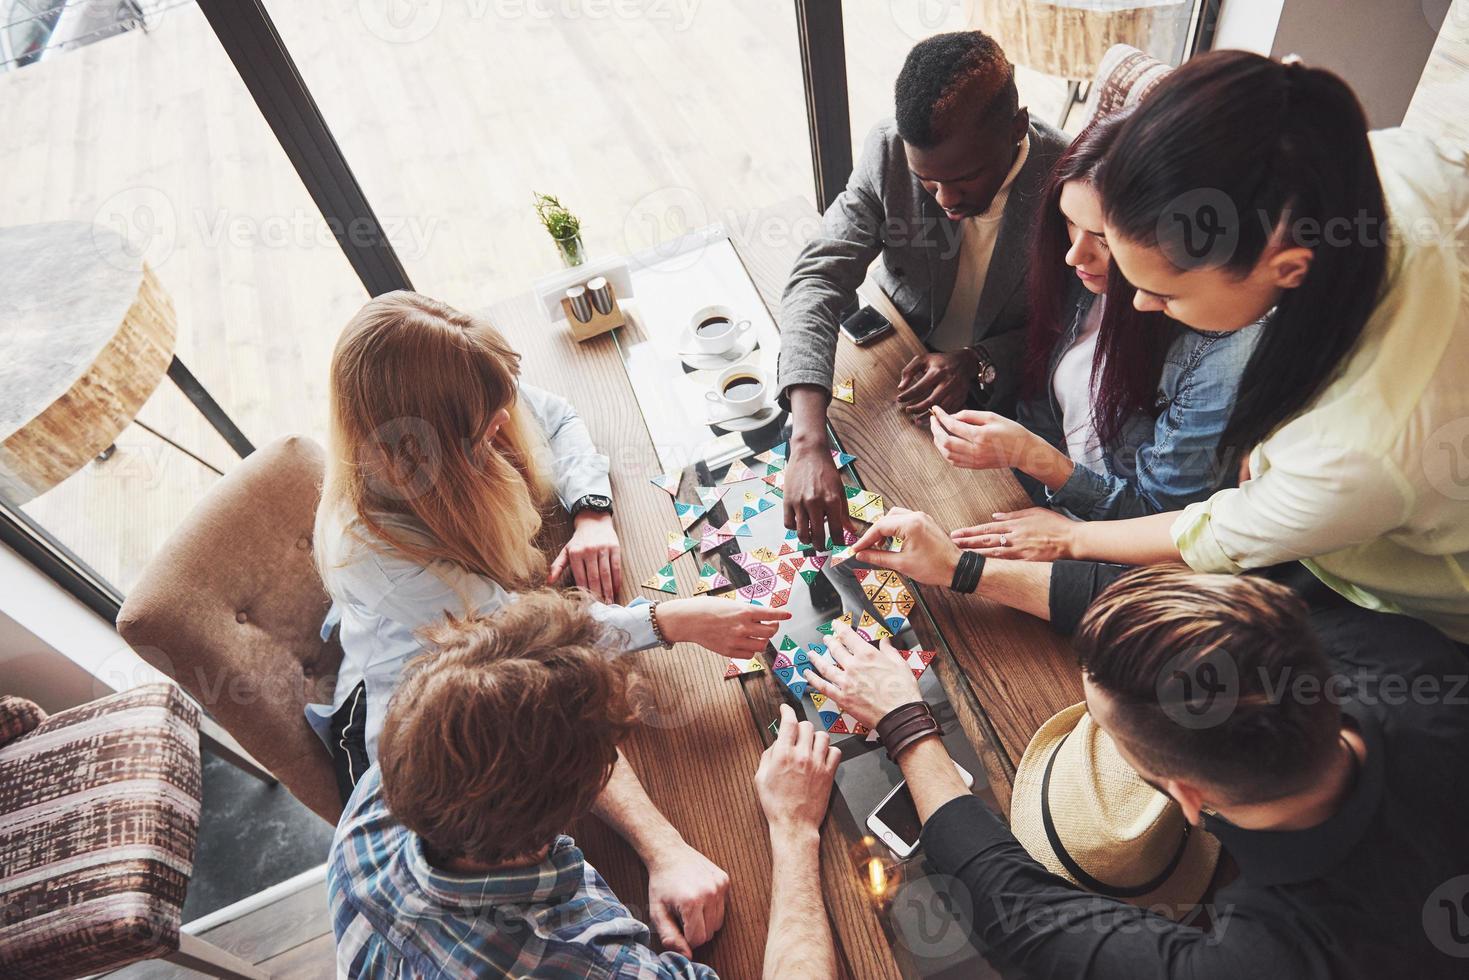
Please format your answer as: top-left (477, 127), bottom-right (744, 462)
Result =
top-left (875, 701), bottom-right (941, 763)
top-left (886, 723), bottom-right (943, 763)
top-left (647, 602), bottom-right (672, 648)
top-left (950, 550), bottom-right (986, 594)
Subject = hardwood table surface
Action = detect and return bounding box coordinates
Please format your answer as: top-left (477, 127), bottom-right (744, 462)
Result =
top-left (480, 197), bottom-right (1081, 979)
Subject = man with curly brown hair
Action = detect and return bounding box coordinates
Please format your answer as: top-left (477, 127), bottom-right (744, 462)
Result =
top-left (326, 590), bottom-right (840, 978)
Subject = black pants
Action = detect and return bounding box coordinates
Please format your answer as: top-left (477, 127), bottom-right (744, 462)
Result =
top-left (328, 681), bottom-right (373, 806)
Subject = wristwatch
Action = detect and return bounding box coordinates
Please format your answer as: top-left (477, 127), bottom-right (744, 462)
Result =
top-left (970, 344), bottom-right (998, 391)
top-left (570, 494), bottom-right (613, 518)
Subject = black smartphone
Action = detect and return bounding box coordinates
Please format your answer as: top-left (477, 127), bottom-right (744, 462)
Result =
top-left (839, 305), bottom-right (894, 346)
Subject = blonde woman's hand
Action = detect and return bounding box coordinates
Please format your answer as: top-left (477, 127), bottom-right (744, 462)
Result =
top-left (657, 598), bottom-right (792, 658)
top-left (550, 512), bottom-right (622, 602)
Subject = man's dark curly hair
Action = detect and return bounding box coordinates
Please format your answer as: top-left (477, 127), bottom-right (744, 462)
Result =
top-left (895, 31), bottom-right (1018, 148)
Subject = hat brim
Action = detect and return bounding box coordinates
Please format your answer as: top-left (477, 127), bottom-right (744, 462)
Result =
top-left (1010, 702), bottom-right (1221, 921)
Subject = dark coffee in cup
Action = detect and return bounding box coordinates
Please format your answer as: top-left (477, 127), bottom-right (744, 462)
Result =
top-left (696, 315), bottom-right (733, 337)
top-left (721, 374), bottom-right (763, 400)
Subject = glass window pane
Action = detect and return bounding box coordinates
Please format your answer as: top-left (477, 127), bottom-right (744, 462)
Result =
top-left (1, 2), bottom-right (366, 594)
top-left (262, 1), bottom-right (814, 311)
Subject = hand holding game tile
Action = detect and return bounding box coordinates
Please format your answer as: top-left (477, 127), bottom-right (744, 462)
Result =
top-left (803, 625), bottom-right (923, 731)
top-left (850, 507), bottom-right (962, 588)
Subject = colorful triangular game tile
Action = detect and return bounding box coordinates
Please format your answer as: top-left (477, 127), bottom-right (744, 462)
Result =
top-left (746, 545), bottom-right (781, 565)
top-left (900, 647), bottom-right (938, 680)
top-left (831, 450), bottom-right (858, 469)
top-left (823, 528), bottom-right (860, 565)
top-left (649, 472), bottom-right (681, 496)
top-left (762, 469), bottom-right (785, 495)
top-left (672, 499), bottom-right (710, 530)
top-left (665, 531), bottom-right (699, 561)
top-left (641, 562), bottom-right (677, 594)
top-left (723, 656), bottom-right (764, 678)
top-left (695, 562), bottom-right (733, 595)
top-left (739, 490), bottom-right (776, 521)
top-left (720, 518), bottom-right (753, 537)
top-left (781, 529), bottom-right (815, 553)
top-left (699, 522), bottom-right (733, 553)
top-left (720, 463), bottom-right (757, 485)
top-left (696, 486), bottom-right (727, 508)
top-left (832, 377), bottom-right (854, 404)
top-left (771, 636), bottom-right (807, 697)
top-left (844, 486), bottom-right (886, 523)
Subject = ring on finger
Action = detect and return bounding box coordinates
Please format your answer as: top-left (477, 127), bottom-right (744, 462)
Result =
top-left (1000, 534), bottom-right (1008, 548)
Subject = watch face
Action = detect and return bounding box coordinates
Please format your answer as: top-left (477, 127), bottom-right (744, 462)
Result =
top-left (978, 365), bottom-right (998, 385)
top-left (583, 495), bottom-right (613, 510)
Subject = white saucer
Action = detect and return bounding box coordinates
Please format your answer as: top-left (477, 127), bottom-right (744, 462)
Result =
top-left (707, 400), bottom-right (781, 432)
top-left (678, 324), bottom-right (759, 370)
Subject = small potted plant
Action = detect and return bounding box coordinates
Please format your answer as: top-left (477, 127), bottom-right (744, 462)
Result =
top-left (533, 192), bottom-right (585, 267)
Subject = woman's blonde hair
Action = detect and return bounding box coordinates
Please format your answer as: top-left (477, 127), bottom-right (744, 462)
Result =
top-left (317, 290), bottom-right (554, 590)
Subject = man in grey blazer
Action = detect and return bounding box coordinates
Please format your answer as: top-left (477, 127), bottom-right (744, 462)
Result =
top-left (777, 31), bottom-right (1069, 545)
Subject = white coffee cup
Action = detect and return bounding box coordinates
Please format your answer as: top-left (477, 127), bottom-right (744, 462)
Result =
top-left (688, 304), bottom-right (753, 354)
top-left (705, 366), bottom-right (768, 418)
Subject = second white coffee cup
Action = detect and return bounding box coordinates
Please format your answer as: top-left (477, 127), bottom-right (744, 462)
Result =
top-left (705, 366), bottom-right (768, 418)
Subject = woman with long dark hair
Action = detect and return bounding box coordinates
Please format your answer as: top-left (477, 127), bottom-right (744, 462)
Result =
top-left (959, 51), bottom-right (1469, 644)
top-left (932, 108), bottom-right (1262, 539)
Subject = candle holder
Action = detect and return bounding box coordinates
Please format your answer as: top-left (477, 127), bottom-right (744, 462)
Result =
top-left (849, 834), bottom-right (905, 907)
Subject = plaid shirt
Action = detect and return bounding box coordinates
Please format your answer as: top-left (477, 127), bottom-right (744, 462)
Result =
top-left (328, 767), bottom-right (718, 979)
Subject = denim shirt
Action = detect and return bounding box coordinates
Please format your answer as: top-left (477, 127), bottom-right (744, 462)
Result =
top-left (1017, 292), bottom-right (1265, 520)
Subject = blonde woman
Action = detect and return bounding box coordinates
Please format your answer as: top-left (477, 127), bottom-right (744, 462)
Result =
top-left (308, 291), bottom-right (786, 956)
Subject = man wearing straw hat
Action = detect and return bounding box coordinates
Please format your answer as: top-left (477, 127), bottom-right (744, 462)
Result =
top-left (804, 508), bottom-right (1469, 978)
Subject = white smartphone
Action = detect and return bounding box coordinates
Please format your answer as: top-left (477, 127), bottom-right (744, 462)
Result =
top-left (865, 761), bottom-right (974, 859)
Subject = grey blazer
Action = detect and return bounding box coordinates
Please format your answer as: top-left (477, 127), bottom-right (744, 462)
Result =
top-left (776, 118), bottom-right (1069, 412)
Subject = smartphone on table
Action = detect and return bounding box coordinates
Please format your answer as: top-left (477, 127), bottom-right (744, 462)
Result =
top-left (839, 305), bottom-right (894, 346)
top-left (866, 760), bottom-right (974, 859)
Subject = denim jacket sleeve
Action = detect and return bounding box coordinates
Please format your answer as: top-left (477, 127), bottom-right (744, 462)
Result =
top-left (1046, 322), bottom-right (1262, 520)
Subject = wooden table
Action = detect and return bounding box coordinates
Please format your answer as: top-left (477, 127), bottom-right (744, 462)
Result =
top-left (483, 197), bottom-right (1080, 978)
top-left (0, 222), bottom-right (177, 504)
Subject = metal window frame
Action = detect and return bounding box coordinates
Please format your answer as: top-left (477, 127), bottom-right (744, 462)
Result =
top-left (793, 0), bottom-right (852, 212)
top-left (1, 501), bottom-right (124, 623)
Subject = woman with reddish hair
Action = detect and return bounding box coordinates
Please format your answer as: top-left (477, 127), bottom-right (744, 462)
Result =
top-left (933, 108), bottom-right (1261, 556)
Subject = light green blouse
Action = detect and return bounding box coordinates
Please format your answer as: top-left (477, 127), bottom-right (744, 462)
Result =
top-left (1172, 128), bottom-right (1469, 641)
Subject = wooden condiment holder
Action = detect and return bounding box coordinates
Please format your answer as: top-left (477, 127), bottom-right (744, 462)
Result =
top-left (562, 282), bottom-right (626, 343)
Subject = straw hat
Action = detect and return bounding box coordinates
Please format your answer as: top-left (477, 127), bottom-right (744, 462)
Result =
top-left (1009, 703), bottom-right (1221, 921)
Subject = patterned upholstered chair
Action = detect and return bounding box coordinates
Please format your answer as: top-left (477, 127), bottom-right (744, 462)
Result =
top-left (0, 685), bottom-right (264, 978)
top-left (117, 435), bottom-right (344, 825)
top-left (1080, 42), bottom-right (1175, 127)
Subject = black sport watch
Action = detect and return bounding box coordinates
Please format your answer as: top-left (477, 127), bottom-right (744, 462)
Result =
top-left (570, 493), bottom-right (613, 518)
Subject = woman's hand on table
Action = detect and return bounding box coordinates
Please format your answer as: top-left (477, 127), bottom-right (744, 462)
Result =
top-left (929, 405), bottom-right (1030, 469)
top-left (849, 507), bottom-right (962, 587)
top-left (803, 625), bottom-right (922, 731)
top-left (657, 598), bottom-right (791, 658)
top-left (550, 511), bottom-right (622, 601)
top-left (951, 506), bottom-right (1080, 561)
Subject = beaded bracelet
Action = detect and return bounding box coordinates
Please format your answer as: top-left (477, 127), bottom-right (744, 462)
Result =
top-left (648, 602), bottom-right (672, 648)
